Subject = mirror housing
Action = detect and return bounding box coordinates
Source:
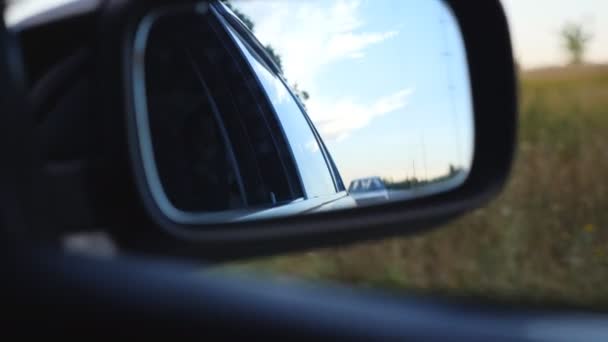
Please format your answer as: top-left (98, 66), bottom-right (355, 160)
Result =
top-left (5, 0), bottom-right (516, 262)
top-left (121, 0), bottom-right (515, 261)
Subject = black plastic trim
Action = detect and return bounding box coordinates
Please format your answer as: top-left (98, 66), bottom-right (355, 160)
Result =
top-left (212, 9), bottom-right (307, 199)
top-left (184, 47), bottom-right (249, 207)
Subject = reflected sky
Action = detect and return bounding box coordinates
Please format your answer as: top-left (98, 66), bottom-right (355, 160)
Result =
top-left (235, 0), bottom-right (474, 186)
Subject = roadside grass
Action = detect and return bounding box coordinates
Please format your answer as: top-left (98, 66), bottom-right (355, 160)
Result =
top-left (220, 64), bottom-right (608, 308)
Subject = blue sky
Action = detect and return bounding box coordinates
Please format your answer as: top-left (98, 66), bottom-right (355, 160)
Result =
top-left (235, 0), bottom-right (474, 185)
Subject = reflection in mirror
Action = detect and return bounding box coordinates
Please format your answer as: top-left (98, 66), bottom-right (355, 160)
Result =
top-left (132, 0), bottom-right (473, 223)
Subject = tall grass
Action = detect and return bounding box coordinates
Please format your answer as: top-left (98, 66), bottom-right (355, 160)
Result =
top-left (224, 65), bottom-right (608, 308)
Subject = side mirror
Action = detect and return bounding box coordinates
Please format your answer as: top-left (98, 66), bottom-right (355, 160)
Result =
top-left (7, 0), bottom-right (516, 261)
top-left (121, 0), bottom-right (515, 261)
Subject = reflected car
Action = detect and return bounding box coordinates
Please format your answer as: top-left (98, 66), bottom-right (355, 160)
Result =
top-left (348, 177), bottom-right (390, 206)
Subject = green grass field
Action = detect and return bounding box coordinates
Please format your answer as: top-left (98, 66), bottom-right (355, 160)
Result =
top-left (223, 64), bottom-right (608, 308)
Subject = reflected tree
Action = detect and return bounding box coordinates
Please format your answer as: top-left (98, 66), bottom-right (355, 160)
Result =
top-left (221, 0), bottom-right (255, 32)
top-left (221, 0), bottom-right (310, 102)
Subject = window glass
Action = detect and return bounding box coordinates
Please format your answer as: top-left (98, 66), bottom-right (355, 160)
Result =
top-left (145, 19), bottom-right (245, 212)
top-left (224, 24), bottom-right (337, 199)
top-left (143, 12), bottom-right (304, 212)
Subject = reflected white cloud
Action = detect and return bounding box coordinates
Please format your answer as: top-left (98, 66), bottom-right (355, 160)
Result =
top-left (237, 0), bottom-right (398, 92)
top-left (326, 30), bottom-right (399, 60)
top-left (236, 0), bottom-right (410, 143)
top-left (307, 88), bottom-right (414, 141)
top-left (305, 139), bottom-right (321, 153)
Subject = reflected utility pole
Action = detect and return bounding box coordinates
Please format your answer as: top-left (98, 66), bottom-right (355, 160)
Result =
top-left (421, 134), bottom-right (428, 181)
top-left (439, 13), bottom-right (462, 168)
top-left (412, 160), bottom-right (416, 181)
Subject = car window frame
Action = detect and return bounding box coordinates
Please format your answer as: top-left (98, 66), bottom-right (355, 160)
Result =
top-left (200, 10), bottom-right (305, 206)
top-left (214, 1), bottom-right (345, 195)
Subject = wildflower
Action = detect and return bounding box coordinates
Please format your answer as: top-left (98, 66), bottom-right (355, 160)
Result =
top-left (594, 247), bottom-right (605, 259)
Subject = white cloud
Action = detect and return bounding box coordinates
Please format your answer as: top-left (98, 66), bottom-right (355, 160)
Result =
top-left (307, 88), bottom-right (414, 141)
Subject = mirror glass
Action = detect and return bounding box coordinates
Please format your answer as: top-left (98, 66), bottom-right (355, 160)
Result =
top-left (132, 0), bottom-right (474, 223)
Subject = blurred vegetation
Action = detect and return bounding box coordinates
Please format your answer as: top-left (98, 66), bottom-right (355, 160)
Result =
top-left (560, 22), bottom-right (593, 65)
top-left (221, 64), bottom-right (608, 308)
